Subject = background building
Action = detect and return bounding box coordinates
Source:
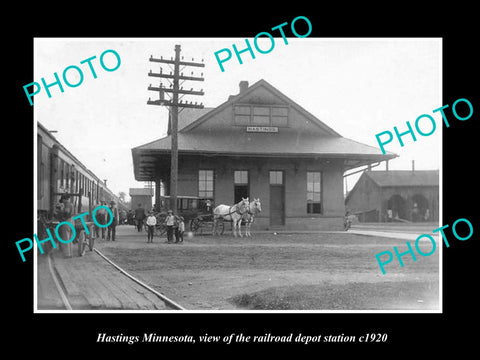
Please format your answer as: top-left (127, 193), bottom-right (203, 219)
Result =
top-left (129, 188), bottom-right (154, 212)
top-left (345, 167), bottom-right (439, 222)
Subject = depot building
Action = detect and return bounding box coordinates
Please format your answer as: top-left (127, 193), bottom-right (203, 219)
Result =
top-left (132, 79), bottom-right (396, 230)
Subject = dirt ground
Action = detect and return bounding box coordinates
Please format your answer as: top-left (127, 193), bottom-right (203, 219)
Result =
top-left (96, 225), bottom-right (440, 311)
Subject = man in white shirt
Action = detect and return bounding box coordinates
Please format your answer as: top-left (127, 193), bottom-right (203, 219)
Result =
top-left (164, 210), bottom-right (175, 243)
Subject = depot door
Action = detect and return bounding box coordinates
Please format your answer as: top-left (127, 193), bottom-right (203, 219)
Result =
top-left (269, 171), bottom-right (285, 226)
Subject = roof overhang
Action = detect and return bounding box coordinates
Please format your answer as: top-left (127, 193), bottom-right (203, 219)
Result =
top-left (132, 147), bottom-right (396, 182)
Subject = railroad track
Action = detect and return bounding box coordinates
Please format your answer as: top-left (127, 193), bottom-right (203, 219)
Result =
top-left (47, 249), bottom-right (185, 311)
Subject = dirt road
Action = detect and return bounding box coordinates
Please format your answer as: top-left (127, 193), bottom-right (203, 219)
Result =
top-left (95, 225), bottom-right (439, 311)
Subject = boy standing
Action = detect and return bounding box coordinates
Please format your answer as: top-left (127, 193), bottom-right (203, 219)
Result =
top-left (164, 210), bottom-right (175, 243)
top-left (146, 211), bottom-right (157, 243)
top-left (175, 216), bottom-right (185, 243)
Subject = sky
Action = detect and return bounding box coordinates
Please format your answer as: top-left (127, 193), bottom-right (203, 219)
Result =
top-left (34, 38), bottom-right (442, 201)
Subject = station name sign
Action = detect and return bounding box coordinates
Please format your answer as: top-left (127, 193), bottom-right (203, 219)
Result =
top-left (246, 126), bottom-right (279, 133)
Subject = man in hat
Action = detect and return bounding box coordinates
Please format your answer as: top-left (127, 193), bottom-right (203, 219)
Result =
top-left (164, 209), bottom-right (175, 243)
top-left (95, 200), bottom-right (108, 240)
top-left (134, 203), bottom-right (146, 232)
top-left (107, 200), bottom-right (119, 241)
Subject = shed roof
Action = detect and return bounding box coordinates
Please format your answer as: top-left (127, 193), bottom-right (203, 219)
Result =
top-left (129, 188), bottom-right (154, 196)
top-left (365, 170), bottom-right (439, 187)
top-left (133, 131), bottom-right (389, 158)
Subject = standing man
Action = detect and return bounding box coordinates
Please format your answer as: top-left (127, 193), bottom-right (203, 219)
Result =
top-left (107, 200), bottom-right (119, 241)
top-left (95, 200), bottom-right (108, 240)
top-left (134, 203), bottom-right (146, 232)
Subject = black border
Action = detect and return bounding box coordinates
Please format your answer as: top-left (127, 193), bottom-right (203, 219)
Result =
top-left (7, 5), bottom-right (479, 355)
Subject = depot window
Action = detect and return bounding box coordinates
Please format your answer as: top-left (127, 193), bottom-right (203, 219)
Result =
top-left (198, 170), bottom-right (214, 198)
top-left (307, 171), bottom-right (322, 214)
top-left (234, 105), bottom-right (289, 127)
top-left (234, 170), bottom-right (249, 184)
top-left (269, 170), bottom-right (284, 185)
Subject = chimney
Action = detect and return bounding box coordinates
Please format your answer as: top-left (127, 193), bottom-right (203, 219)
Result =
top-left (412, 160), bottom-right (415, 172)
top-left (239, 80), bottom-right (249, 94)
top-left (385, 160), bottom-right (389, 172)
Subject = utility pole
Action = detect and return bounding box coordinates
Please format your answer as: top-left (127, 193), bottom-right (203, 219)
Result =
top-left (147, 45), bottom-right (205, 214)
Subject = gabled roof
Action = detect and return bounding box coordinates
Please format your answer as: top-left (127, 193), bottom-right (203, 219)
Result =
top-left (132, 79), bottom-right (398, 181)
top-left (167, 107), bottom-right (214, 134)
top-left (180, 79), bottom-right (341, 136)
top-left (365, 170), bottom-right (439, 187)
top-left (345, 169), bottom-right (439, 204)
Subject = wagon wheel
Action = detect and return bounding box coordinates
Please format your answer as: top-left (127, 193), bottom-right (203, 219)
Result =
top-left (211, 218), bottom-right (225, 235)
top-left (77, 229), bottom-right (87, 257)
top-left (159, 225), bottom-right (167, 236)
top-left (88, 235), bottom-right (94, 251)
top-left (86, 224), bottom-right (95, 251)
top-left (154, 224), bottom-right (164, 236)
top-left (191, 217), bottom-right (201, 234)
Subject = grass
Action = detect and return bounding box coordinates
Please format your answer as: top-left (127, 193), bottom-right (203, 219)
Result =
top-left (230, 281), bottom-right (439, 310)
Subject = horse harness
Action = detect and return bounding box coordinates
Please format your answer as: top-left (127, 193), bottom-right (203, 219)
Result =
top-left (227, 204), bottom-right (247, 216)
top-left (243, 204), bottom-right (260, 222)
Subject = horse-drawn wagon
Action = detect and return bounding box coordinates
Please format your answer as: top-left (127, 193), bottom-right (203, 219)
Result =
top-left (152, 196), bottom-right (221, 235)
top-left (150, 196), bottom-right (261, 237)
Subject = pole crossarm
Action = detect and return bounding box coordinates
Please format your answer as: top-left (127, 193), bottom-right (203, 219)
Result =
top-left (147, 99), bottom-right (204, 108)
top-left (148, 85), bottom-right (204, 96)
top-left (148, 71), bottom-right (204, 82)
top-left (149, 56), bottom-right (205, 68)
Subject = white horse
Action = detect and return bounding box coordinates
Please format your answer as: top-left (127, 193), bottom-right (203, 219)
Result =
top-left (242, 198), bottom-right (261, 237)
top-left (213, 197), bottom-right (249, 237)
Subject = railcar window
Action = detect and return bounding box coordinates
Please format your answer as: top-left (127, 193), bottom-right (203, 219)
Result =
top-left (37, 135), bottom-right (43, 199)
top-left (59, 160), bottom-right (65, 188)
top-left (75, 171), bottom-right (79, 193)
top-left (66, 164), bottom-right (70, 191)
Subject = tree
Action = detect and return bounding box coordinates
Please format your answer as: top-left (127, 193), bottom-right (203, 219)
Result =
top-left (118, 191), bottom-right (126, 203)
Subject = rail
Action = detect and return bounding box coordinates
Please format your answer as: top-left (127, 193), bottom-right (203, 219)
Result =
top-left (93, 248), bottom-right (186, 310)
top-left (46, 249), bottom-right (186, 311)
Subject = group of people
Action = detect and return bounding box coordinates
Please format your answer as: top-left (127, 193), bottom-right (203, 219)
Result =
top-left (133, 203), bottom-right (185, 244)
top-left (95, 200), bottom-right (119, 242)
top-left (161, 210), bottom-right (185, 244)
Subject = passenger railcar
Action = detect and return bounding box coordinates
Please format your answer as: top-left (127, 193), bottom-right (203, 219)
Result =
top-left (37, 122), bottom-right (124, 255)
top-left (37, 122), bottom-right (119, 218)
